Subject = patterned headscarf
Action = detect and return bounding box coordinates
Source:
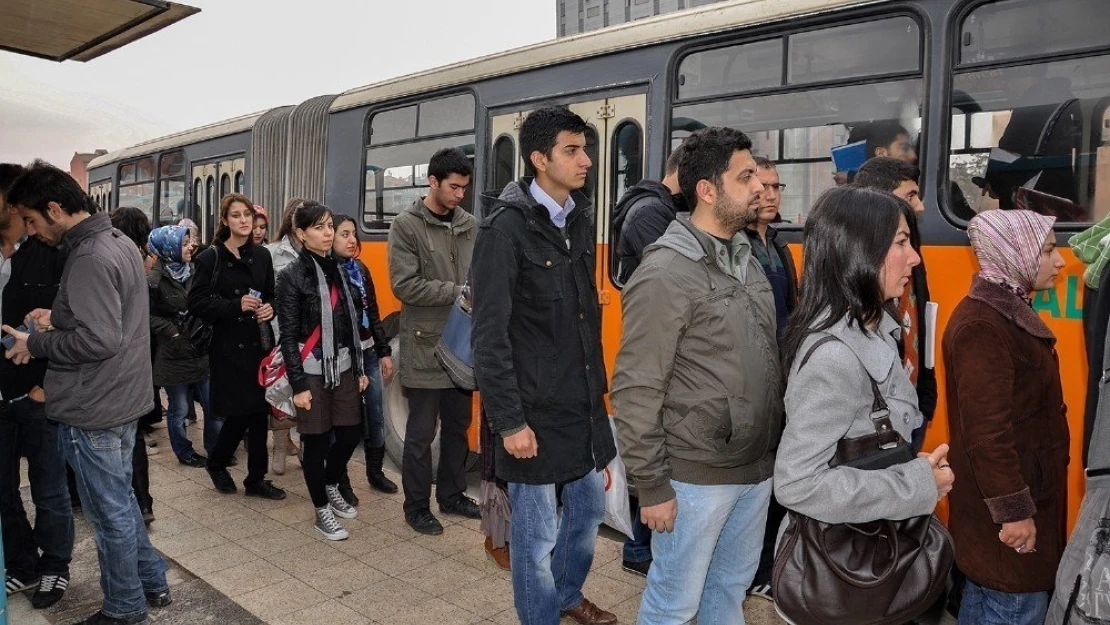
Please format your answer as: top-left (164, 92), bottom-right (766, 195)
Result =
top-left (148, 226), bottom-right (192, 283)
top-left (967, 209), bottom-right (1056, 299)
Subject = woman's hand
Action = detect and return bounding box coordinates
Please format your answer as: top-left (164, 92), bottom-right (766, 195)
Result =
top-left (255, 303), bottom-right (274, 322)
top-left (293, 390), bottom-right (312, 411)
top-left (920, 444), bottom-right (954, 500)
top-left (359, 375), bottom-right (369, 392)
top-left (240, 295), bottom-right (262, 312)
top-left (379, 356), bottom-right (394, 381)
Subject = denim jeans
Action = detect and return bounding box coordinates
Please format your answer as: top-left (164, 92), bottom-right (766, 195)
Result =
top-left (0, 399), bottom-right (74, 578)
top-left (164, 378), bottom-right (216, 461)
top-left (638, 479), bottom-right (772, 625)
top-left (623, 496), bottom-right (653, 564)
top-left (957, 578), bottom-right (1049, 625)
top-left (362, 351), bottom-right (385, 448)
top-left (60, 421), bottom-right (167, 620)
top-left (509, 469), bottom-right (605, 625)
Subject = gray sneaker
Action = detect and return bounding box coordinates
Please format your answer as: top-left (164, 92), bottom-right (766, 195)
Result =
top-left (325, 484), bottom-right (357, 519)
top-left (314, 506), bottom-right (349, 541)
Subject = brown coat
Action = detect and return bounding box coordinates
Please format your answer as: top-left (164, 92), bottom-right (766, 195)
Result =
top-left (943, 277), bottom-right (1070, 593)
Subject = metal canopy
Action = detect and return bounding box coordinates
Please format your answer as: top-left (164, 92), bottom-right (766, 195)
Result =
top-left (0, 0), bottom-right (199, 62)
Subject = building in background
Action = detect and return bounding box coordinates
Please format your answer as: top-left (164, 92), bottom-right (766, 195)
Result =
top-left (558, 0), bottom-right (727, 36)
top-left (70, 150), bottom-right (108, 189)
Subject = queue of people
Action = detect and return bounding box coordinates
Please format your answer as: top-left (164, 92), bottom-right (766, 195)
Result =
top-left (0, 106), bottom-right (1092, 625)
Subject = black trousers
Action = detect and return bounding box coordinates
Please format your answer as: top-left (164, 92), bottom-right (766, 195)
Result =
top-left (208, 411), bottom-right (269, 487)
top-left (132, 427), bottom-right (153, 513)
top-left (401, 386), bottom-right (472, 515)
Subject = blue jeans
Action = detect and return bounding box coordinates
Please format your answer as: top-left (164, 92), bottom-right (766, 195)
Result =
top-left (957, 578), bottom-right (1049, 625)
top-left (362, 351), bottom-right (385, 448)
top-left (638, 479), bottom-right (772, 625)
top-left (61, 422), bottom-right (168, 621)
top-left (623, 496), bottom-right (653, 564)
top-left (165, 378), bottom-right (216, 461)
top-left (0, 399), bottom-right (74, 578)
top-left (509, 469), bottom-right (605, 625)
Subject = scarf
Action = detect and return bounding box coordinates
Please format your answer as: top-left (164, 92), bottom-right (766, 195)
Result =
top-left (148, 226), bottom-right (192, 283)
top-left (341, 258), bottom-right (370, 329)
top-left (967, 209), bottom-right (1056, 300)
top-left (309, 254), bottom-right (364, 389)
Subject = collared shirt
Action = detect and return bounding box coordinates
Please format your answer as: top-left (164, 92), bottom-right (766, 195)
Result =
top-left (530, 179), bottom-right (575, 229)
top-left (0, 234), bottom-right (26, 330)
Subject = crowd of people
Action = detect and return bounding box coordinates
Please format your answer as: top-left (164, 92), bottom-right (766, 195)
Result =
top-left (0, 103), bottom-right (1093, 625)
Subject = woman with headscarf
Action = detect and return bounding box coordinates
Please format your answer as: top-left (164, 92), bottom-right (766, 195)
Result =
top-left (147, 225), bottom-right (214, 467)
top-left (943, 209), bottom-right (1069, 625)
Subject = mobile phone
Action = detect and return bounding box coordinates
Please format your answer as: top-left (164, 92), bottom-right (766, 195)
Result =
top-left (1, 324), bottom-right (31, 350)
top-left (249, 289), bottom-right (262, 299)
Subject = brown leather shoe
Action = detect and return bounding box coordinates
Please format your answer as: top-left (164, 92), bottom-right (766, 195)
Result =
top-left (561, 598), bottom-right (617, 625)
top-left (484, 536), bottom-right (511, 571)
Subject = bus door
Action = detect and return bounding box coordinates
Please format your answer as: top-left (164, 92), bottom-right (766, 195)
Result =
top-left (488, 93), bottom-right (647, 390)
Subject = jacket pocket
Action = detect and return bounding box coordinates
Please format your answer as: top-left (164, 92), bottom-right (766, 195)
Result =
top-left (521, 249), bottom-right (565, 302)
top-left (1020, 451), bottom-right (1058, 505)
top-left (411, 321), bottom-right (442, 370)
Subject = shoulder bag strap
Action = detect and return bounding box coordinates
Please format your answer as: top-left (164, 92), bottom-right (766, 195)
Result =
top-left (799, 334), bottom-right (893, 437)
top-left (299, 284), bottom-right (340, 361)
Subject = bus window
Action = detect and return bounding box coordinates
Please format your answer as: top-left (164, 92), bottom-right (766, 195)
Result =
top-left (948, 52), bottom-right (1110, 222)
top-left (611, 121), bottom-right (644, 204)
top-left (364, 94), bottom-right (476, 232)
top-left (678, 39), bottom-right (782, 100)
top-left (234, 171), bottom-right (245, 193)
top-left (158, 152), bottom-right (185, 226)
top-left (206, 176), bottom-right (216, 238)
top-left (117, 157), bottom-right (156, 220)
top-left (583, 125), bottom-right (600, 213)
top-left (788, 17), bottom-right (920, 85)
top-left (491, 135), bottom-right (515, 193)
top-left (960, 0), bottom-right (1105, 66)
top-left (673, 79), bottom-right (922, 223)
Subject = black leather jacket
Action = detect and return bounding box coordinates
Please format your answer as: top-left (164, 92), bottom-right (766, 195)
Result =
top-left (274, 250), bottom-right (360, 393)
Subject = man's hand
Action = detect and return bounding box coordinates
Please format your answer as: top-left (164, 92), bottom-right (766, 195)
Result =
top-left (25, 309), bottom-right (51, 332)
top-left (1000, 518), bottom-right (1037, 554)
top-left (503, 426), bottom-right (538, 459)
top-left (358, 375), bottom-right (369, 392)
top-left (255, 303), bottom-right (274, 323)
top-left (2, 325), bottom-right (32, 365)
top-left (293, 390), bottom-right (313, 411)
top-left (379, 356), bottom-right (394, 381)
top-left (641, 499), bottom-right (678, 533)
top-left (28, 386), bottom-right (45, 403)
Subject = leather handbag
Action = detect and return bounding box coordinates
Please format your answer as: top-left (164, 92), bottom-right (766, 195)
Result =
top-left (258, 284), bottom-right (338, 419)
top-left (772, 335), bottom-right (954, 625)
top-left (435, 285), bottom-right (476, 391)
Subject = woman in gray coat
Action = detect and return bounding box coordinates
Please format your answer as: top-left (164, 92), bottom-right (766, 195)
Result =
top-left (774, 186), bottom-right (953, 531)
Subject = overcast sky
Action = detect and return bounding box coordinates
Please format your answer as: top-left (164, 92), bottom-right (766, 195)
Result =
top-left (0, 0), bottom-right (555, 168)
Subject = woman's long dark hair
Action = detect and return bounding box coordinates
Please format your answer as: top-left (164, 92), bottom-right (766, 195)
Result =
top-left (782, 185), bottom-right (908, 372)
top-left (276, 197), bottom-right (308, 243)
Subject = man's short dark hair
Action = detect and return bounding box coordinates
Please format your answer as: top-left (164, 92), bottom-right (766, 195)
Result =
top-left (427, 148), bottom-right (473, 182)
top-left (853, 156), bottom-right (921, 193)
top-left (677, 127), bottom-right (754, 210)
top-left (664, 142), bottom-right (689, 176)
top-left (520, 107), bottom-right (589, 176)
top-left (6, 160), bottom-right (95, 216)
top-left (110, 206), bottom-right (152, 250)
top-left (0, 164), bottom-right (25, 197)
top-left (847, 120), bottom-right (910, 159)
top-left (754, 156), bottom-right (776, 170)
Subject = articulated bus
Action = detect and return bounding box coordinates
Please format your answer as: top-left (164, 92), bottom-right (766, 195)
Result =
top-left (87, 0), bottom-right (1110, 528)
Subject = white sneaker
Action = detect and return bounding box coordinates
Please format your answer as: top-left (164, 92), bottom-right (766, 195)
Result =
top-left (145, 443), bottom-right (159, 456)
top-left (325, 484), bottom-right (358, 519)
top-left (748, 583), bottom-right (773, 602)
top-left (314, 506), bottom-right (349, 541)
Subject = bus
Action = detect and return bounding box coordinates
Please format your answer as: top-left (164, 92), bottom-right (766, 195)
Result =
top-left (86, 0), bottom-right (1110, 527)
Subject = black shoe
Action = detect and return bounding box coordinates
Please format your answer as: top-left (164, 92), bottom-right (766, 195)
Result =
top-left (439, 495), bottom-right (481, 519)
top-left (207, 467), bottom-right (237, 494)
top-left (621, 558), bottom-right (651, 578)
top-left (244, 480), bottom-right (286, 500)
top-left (5, 572), bottom-right (39, 595)
top-left (145, 588), bottom-right (172, 608)
top-left (405, 509), bottom-right (444, 535)
top-left (365, 446), bottom-right (398, 493)
top-left (77, 610), bottom-right (147, 624)
top-left (337, 483), bottom-right (359, 507)
top-left (30, 574), bottom-right (68, 608)
top-left (178, 452), bottom-right (207, 468)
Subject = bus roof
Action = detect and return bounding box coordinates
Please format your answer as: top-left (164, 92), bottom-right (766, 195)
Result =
top-left (87, 110), bottom-right (272, 169)
top-left (329, 0), bottom-right (870, 112)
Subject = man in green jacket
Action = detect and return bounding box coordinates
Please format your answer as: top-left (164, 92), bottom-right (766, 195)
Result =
top-left (612, 127), bottom-right (782, 625)
top-left (387, 147), bottom-right (480, 535)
